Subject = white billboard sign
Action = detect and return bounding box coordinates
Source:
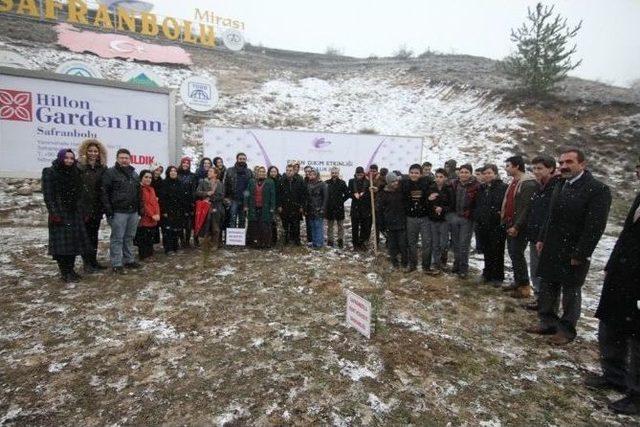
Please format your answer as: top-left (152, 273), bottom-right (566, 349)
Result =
top-left (203, 127), bottom-right (423, 179)
top-left (0, 71), bottom-right (172, 177)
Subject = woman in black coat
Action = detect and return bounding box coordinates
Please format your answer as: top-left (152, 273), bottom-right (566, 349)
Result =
top-left (42, 149), bottom-right (92, 282)
top-left (473, 165), bottom-right (508, 285)
top-left (158, 166), bottom-right (190, 255)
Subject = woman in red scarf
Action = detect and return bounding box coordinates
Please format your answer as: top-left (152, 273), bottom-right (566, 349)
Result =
top-left (135, 169), bottom-right (161, 260)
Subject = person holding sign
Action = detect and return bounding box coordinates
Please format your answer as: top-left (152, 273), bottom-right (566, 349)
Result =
top-left (246, 166), bottom-right (276, 249)
top-left (224, 153), bottom-right (253, 228)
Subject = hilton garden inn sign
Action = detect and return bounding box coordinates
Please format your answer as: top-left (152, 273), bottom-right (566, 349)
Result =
top-left (0, 68), bottom-right (177, 178)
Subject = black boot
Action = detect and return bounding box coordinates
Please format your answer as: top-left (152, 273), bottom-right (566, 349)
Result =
top-left (609, 394), bottom-right (640, 415)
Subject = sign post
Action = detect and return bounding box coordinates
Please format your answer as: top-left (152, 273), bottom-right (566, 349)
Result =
top-left (345, 290), bottom-right (372, 339)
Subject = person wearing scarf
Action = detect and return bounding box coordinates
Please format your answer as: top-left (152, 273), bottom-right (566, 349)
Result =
top-left (158, 166), bottom-right (190, 255)
top-left (42, 149), bottom-right (92, 283)
top-left (246, 166), bottom-right (275, 248)
top-left (134, 170), bottom-right (161, 260)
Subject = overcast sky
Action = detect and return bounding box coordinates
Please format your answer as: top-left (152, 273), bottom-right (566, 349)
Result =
top-left (151, 0), bottom-right (640, 88)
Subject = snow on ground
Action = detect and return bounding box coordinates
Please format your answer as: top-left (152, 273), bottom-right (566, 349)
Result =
top-left (0, 223), bottom-right (636, 425)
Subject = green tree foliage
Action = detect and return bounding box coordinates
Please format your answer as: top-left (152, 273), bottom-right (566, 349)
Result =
top-left (502, 2), bottom-right (582, 96)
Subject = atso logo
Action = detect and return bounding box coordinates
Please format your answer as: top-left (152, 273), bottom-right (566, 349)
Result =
top-left (180, 76), bottom-right (218, 112)
top-left (0, 89), bottom-right (32, 121)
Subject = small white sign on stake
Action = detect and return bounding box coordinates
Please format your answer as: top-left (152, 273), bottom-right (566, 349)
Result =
top-left (225, 227), bottom-right (246, 246)
top-left (345, 290), bottom-right (372, 339)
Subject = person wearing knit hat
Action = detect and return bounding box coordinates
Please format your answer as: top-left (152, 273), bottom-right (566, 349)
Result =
top-left (348, 166), bottom-right (372, 251)
top-left (379, 171), bottom-right (407, 268)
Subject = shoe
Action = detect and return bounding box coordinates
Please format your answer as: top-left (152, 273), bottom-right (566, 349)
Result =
top-left (337, 239), bottom-right (344, 249)
top-left (124, 262), bottom-right (141, 269)
top-left (522, 301), bottom-right (539, 311)
top-left (83, 264), bottom-right (97, 274)
top-left (609, 395), bottom-right (640, 415)
top-left (458, 273), bottom-right (468, 279)
top-left (584, 374), bottom-right (626, 393)
top-left (60, 273), bottom-right (72, 283)
top-left (490, 280), bottom-right (504, 288)
top-left (404, 265), bottom-right (417, 273)
top-left (113, 266), bottom-right (125, 275)
top-left (510, 285), bottom-right (532, 299)
top-left (502, 283), bottom-right (519, 292)
top-left (431, 268), bottom-right (443, 276)
top-left (92, 263), bottom-right (108, 270)
top-left (525, 324), bottom-right (557, 335)
top-left (548, 332), bottom-right (573, 346)
top-left (327, 240), bottom-right (334, 247)
top-left (68, 271), bottom-right (81, 282)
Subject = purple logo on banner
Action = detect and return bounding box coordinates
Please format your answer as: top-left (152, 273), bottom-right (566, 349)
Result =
top-left (312, 137), bottom-right (332, 149)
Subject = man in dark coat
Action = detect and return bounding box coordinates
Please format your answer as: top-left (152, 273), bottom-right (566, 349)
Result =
top-left (474, 164), bottom-right (508, 285)
top-left (585, 164), bottom-right (640, 415)
top-left (379, 172), bottom-right (407, 268)
top-left (523, 155), bottom-right (561, 310)
top-left (224, 152), bottom-right (254, 228)
top-left (42, 149), bottom-right (92, 282)
top-left (77, 139), bottom-right (108, 272)
top-left (527, 148), bottom-right (612, 345)
top-left (402, 163), bottom-right (432, 273)
top-left (325, 167), bottom-right (350, 248)
top-left (101, 148), bottom-right (141, 274)
top-left (278, 164), bottom-right (307, 245)
top-left (348, 166), bottom-right (372, 251)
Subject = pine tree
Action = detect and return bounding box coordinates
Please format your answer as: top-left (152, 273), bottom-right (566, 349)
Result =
top-left (502, 2), bottom-right (582, 96)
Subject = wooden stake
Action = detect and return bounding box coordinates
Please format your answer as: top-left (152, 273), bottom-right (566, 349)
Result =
top-left (369, 172), bottom-right (378, 255)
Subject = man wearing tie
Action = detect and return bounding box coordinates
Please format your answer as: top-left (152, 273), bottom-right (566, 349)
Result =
top-left (526, 147), bottom-right (612, 345)
top-left (585, 162), bottom-right (640, 415)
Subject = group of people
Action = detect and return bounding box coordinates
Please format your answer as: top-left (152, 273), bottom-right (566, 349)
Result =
top-left (41, 139), bottom-right (638, 414)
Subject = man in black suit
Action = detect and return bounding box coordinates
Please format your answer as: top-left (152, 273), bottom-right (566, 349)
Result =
top-left (585, 162), bottom-right (640, 415)
top-left (526, 147), bottom-right (612, 345)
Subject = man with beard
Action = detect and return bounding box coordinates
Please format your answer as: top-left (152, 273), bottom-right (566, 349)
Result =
top-left (325, 167), bottom-right (350, 248)
top-left (585, 162), bottom-right (640, 415)
top-left (223, 152), bottom-right (254, 228)
top-left (530, 148), bottom-right (611, 345)
top-left (348, 166), bottom-right (372, 251)
top-left (278, 164), bottom-right (307, 245)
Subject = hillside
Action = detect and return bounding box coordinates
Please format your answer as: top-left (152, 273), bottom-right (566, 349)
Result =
top-left (1, 14), bottom-right (639, 426)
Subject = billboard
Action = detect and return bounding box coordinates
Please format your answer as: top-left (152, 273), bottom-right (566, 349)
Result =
top-left (203, 127), bottom-right (423, 179)
top-left (0, 68), bottom-right (173, 177)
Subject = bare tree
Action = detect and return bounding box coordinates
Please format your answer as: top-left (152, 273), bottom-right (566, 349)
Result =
top-left (502, 2), bottom-right (582, 96)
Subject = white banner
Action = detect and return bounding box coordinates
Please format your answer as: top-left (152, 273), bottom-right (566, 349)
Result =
top-left (0, 72), bottom-right (171, 177)
top-left (203, 127), bottom-right (423, 179)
